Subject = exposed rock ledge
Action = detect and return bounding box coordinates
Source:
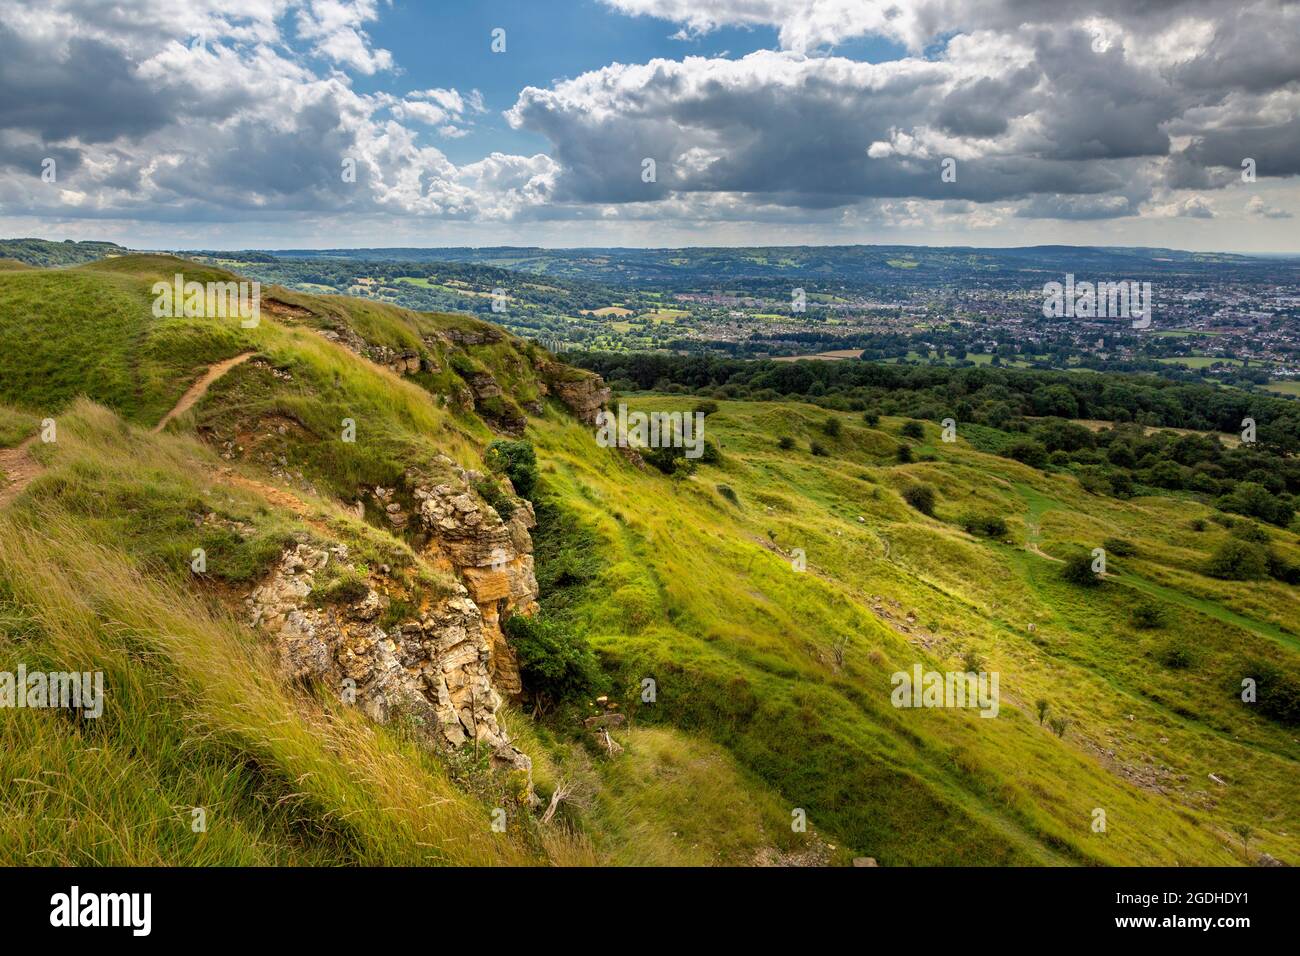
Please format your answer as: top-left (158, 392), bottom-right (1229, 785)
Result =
top-left (248, 541), bottom-right (534, 786)
top-left (411, 455), bottom-right (541, 701)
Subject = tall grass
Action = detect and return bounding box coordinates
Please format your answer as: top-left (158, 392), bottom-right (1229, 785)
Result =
top-left (0, 512), bottom-right (540, 866)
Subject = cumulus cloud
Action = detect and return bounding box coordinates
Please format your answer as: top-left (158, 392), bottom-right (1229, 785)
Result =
top-left (1246, 194), bottom-right (1293, 218)
top-left (0, 0), bottom-right (1297, 242)
top-left (0, 0), bottom-right (549, 225)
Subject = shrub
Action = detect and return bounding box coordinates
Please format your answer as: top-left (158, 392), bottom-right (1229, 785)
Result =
top-left (1229, 521), bottom-right (1270, 544)
top-left (902, 482), bottom-right (936, 516)
top-left (1061, 552), bottom-right (1102, 587)
top-left (900, 420), bottom-right (924, 440)
top-left (778, 435), bottom-right (796, 450)
top-left (503, 613), bottom-right (602, 709)
top-left (473, 476), bottom-right (515, 520)
top-left (717, 484), bottom-right (739, 505)
top-left (1267, 552), bottom-right (1300, 585)
top-left (1217, 481), bottom-right (1295, 528)
top-left (959, 513), bottom-right (1008, 538)
top-left (694, 400), bottom-right (719, 416)
top-left (822, 417), bottom-right (842, 437)
top-left (895, 444), bottom-right (913, 464)
top-left (863, 411), bottom-right (880, 426)
top-left (1238, 659), bottom-right (1300, 726)
top-left (1005, 440), bottom-right (1048, 469)
top-left (485, 439), bottom-right (538, 498)
top-left (1130, 602), bottom-right (1165, 629)
top-left (1206, 539), bottom-right (1268, 580)
top-left (810, 440), bottom-right (829, 457)
top-left (1103, 537), bottom-right (1136, 557)
top-left (1155, 639), bottom-right (1194, 669)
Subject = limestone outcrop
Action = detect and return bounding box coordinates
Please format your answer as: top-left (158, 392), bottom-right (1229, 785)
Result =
top-left (247, 541), bottom-right (533, 781)
top-left (410, 456), bottom-right (540, 700)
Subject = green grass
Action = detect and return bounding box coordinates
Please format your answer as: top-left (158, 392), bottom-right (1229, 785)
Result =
top-left (2, 255), bottom-right (1296, 867)
top-left (523, 397), bottom-right (1299, 865)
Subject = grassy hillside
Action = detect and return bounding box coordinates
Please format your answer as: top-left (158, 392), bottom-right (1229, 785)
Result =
top-left (524, 398), bottom-right (1300, 865)
top-left (1, 255), bottom-right (1295, 866)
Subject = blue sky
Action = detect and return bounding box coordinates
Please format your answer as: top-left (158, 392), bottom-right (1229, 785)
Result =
top-left (356, 1), bottom-right (909, 163)
top-left (0, 0), bottom-right (1296, 251)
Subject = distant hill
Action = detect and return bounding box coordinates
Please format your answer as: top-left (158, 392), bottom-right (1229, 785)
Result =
top-left (207, 244), bottom-right (1300, 288)
top-left (0, 237), bottom-right (128, 267)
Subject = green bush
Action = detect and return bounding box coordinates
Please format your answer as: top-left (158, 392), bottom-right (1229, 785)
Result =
top-left (902, 483), bottom-right (936, 516)
top-left (1103, 537), bottom-right (1136, 557)
top-left (503, 613), bottom-right (602, 708)
top-left (1005, 440), bottom-right (1048, 469)
top-left (485, 439), bottom-right (538, 498)
top-left (717, 484), bottom-right (739, 505)
top-left (1130, 602), bottom-right (1164, 629)
top-left (863, 411), bottom-right (880, 426)
top-left (1155, 639), bottom-right (1193, 669)
top-left (473, 476), bottom-right (515, 521)
top-left (900, 420), bottom-right (924, 440)
top-left (810, 440), bottom-right (829, 457)
top-left (1061, 552), bottom-right (1102, 587)
top-left (1206, 539), bottom-right (1268, 580)
top-left (822, 417), bottom-right (842, 437)
top-left (959, 513), bottom-right (1008, 538)
top-left (895, 444), bottom-right (913, 463)
top-left (1238, 659), bottom-right (1300, 726)
top-left (778, 435), bottom-right (795, 450)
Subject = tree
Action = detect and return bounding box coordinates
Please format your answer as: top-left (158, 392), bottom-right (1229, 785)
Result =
top-left (1231, 823), bottom-right (1254, 861)
top-left (1206, 539), bottom-right (1268, 580)
top-left (1005, 440), bottom-right (1049, 469)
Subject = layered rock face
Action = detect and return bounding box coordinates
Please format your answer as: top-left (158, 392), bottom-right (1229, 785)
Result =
top-left (411, 456), bottom-right (540, 700)
top-left (247, 542), bottom-right (533, 778)
top-left (544, 369), bottom-right (612, 426)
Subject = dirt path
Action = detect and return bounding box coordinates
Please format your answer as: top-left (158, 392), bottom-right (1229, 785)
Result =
top-left (153, 351), bottom-right (255, 434)
top-left (1, 351), bottom-right (258, 509)
top-left (0, 436), bottom-right (41, 509)
top-left (1024, 540), bottom-right (1064, 563)
top-left (216, 468), bottom-right (335, 536)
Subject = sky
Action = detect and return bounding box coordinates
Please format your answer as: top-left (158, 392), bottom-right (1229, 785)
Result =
top-left (0, 0), bottom-right (1297, 252)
